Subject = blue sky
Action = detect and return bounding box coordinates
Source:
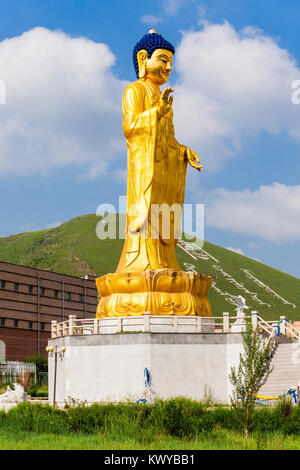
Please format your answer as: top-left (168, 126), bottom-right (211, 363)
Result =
top-left (0, 0), bottom-right (299, 278)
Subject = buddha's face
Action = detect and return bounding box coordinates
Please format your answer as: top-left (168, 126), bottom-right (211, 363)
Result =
top-left (145, 48), bottom-right (173, 85)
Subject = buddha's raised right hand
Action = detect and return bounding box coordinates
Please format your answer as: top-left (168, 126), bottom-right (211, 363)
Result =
top-left (158, 87), bottom-right (174, 118)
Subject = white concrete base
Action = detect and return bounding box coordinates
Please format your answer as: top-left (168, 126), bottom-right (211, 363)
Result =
top-left (48, 332), bottom-right (243, 406)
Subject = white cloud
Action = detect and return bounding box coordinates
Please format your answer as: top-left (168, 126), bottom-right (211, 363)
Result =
top-left (140, 14), bottom-right (162, 26)
top-left (205, 183), bottom-right (300, 242)
top-left (173, 21), bottom-right (300, 171)
top-left (197, 5), bottom-right (206, 20)
top-left (17, 220), bottom-right (62, 233)
top-left (45, 222), bottom-right (62, 229)
top-left (17, 222), bottom-right (37, 233)
top-left (226, 247), bottom-right (245, 255)
top-left (163, 0), bottom-right (191, 15)
top-left (0, 27), bottom-right (127, 179)
top-left (2, 22), bottom-right (300, 182)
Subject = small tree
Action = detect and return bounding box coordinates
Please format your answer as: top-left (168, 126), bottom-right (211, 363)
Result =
top-left (26, 353), bottom-right (48, 385)
top-left (229, 322), bottom-right (273, 439)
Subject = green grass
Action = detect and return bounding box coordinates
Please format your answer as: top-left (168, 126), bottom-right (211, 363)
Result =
top-left (1, 399), bottom-right (300, 450)
top-left (0, 424), bottom-right (300, 450)
top-left (0, 213), bottom-right (299, 320)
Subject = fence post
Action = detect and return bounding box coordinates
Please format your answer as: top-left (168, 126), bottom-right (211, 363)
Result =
top-left (93, 317), bottom-right (99, 335)
top-left (69, 315), bottom-right (76, 336)
top-left (196, 316), bottom-right (202, 333)
top-left (51, 320), bottom-right (57, 338)
top-left (144, 311), bottom-right (150, 333)
top-left (223, 312), bottom-right (230, 333)
top-left (173, 316), bottom-right (178, 333)
top-left (117, 317), bottom-right (122, 333)
top-left (251, 311), bottom-right (258, 331)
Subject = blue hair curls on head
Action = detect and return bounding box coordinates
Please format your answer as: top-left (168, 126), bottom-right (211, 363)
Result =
top-left (133, 32), bottom-right (175, 78)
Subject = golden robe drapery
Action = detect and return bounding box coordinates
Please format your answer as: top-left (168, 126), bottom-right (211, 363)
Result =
top-left (116, 78), bottom-right (188, 273)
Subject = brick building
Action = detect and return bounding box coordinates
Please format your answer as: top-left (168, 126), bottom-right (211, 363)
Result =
top-left (0, 261), bottom-right (98, 361)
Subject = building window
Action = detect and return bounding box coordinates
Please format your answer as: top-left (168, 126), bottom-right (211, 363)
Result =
top-left (40, 287), bottom-right (45, 296)
top-left (66, 292), bottom-right (71, 301)
top-left (14, 319), bottom-right (18, 328)
top-left (79, 294), bottom-right (83, 302)
top-left (1, 280), bottom-right (5, 289)
top-left (0, 318), bottom-right (5, 326)
top-left (14, 283), bottom-right (19, 291)
top-left (41, 322), bottom-right (45, 330)
top-left (28, 321), bottom-right (33, 329)
top-left (28, 286), bottom-right (33, 293)
top-left (54, 290), bottom-right (58, 298)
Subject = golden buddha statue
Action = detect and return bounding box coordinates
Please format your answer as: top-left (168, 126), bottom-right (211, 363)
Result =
top-left (96, 31), bottom-right (212, 318)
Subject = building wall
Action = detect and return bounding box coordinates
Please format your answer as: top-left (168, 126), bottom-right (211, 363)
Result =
top-left (0, 261), bottom-right (98, 361)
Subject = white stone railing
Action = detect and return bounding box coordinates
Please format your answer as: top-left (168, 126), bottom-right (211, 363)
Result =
top-left (279, 316), bottom-right (300, 341)
top-left (50, 311), bottom-right (300, 340)
top-left (51, 311), bottom-right (288, 338)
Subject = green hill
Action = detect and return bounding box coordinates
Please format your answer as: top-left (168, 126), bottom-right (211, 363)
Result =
top-left (0, 214), bottom-right (299, 321)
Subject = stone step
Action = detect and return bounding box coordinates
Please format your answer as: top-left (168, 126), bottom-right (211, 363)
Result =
top-left (265, 382), bottom-right (299, 386)
top-left (267, 370), bottom-right (300, 374)
top-left (270, 357), bottom-right (298, 360)
top-left (261, 384), bottom-right (299, 389)
top-left (266, 370), bottom-right (300, 375)
top-left (268, 364), bottom-right (299, 368)
top-left (270, 352), bottom-right (298, 357)
top-left (260, 342), bottom-right (300, 396)
top-left (263, 376), bottom-right (299, 380)
top-left (261, 383), bottom-right (299, 388)
top-left (260, 392), bottom-right (297, 395)
top-left (270, 352), bottom-right (299, 356)
top-left (275, 347), bottom-right (299, 356)
top-left (260, 388), bottom-right (298, 392)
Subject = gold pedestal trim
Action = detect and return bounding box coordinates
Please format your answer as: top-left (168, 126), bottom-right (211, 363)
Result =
top-left (96, 270), bottom-right (213, 318)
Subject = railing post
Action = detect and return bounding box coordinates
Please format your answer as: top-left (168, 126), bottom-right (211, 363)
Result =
top-left (144, 311), bottom-right (150, 333)
top-left (272, 322), bottom-right (279, 338)
top-left (196, 316), bottom-right (202, 333)
top-left (223, 312), bottom-right (230, 333)
top-left (251, 311), bottom-right (258, 331)
top-left (63, 321), bottom-right (68, 337)
top-left (173, 316), bottom-right (178, 333)
top-left (280, 316), bottom-right (287, 335)
top-left (51, 320), bottom-right (57, 338)
top-left (69, 315), bottom-right (76, 336)
top-left (93, 317), bottom-right (99, 335)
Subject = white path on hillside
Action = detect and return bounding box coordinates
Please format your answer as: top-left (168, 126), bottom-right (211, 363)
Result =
top-left (179, 240), bottom-right (284, 308)
top-left (178, 240), bottom-right (219, 263)
top-left (241, 269), bottom-right (296, 309)
top-left (212, 265), bottom-right (270, 307)
top-left (182, 261), bottom-right (265, 308)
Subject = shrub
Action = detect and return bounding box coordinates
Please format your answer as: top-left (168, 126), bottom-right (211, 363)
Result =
top-left (4, 399), bottom-right (300, 439)
top-left (6, 402), bottom-right (68, 433)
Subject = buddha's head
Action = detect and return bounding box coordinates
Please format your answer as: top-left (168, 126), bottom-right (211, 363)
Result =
top-left (133, 30), bottom-right (175, 85)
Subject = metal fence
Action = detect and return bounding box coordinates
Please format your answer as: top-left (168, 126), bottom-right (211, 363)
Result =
top-left (0, 361), bottom-right (36, 384)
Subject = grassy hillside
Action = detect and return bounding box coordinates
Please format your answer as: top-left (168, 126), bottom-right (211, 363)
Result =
top-left (0, 214), bottom-right (299, 321)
